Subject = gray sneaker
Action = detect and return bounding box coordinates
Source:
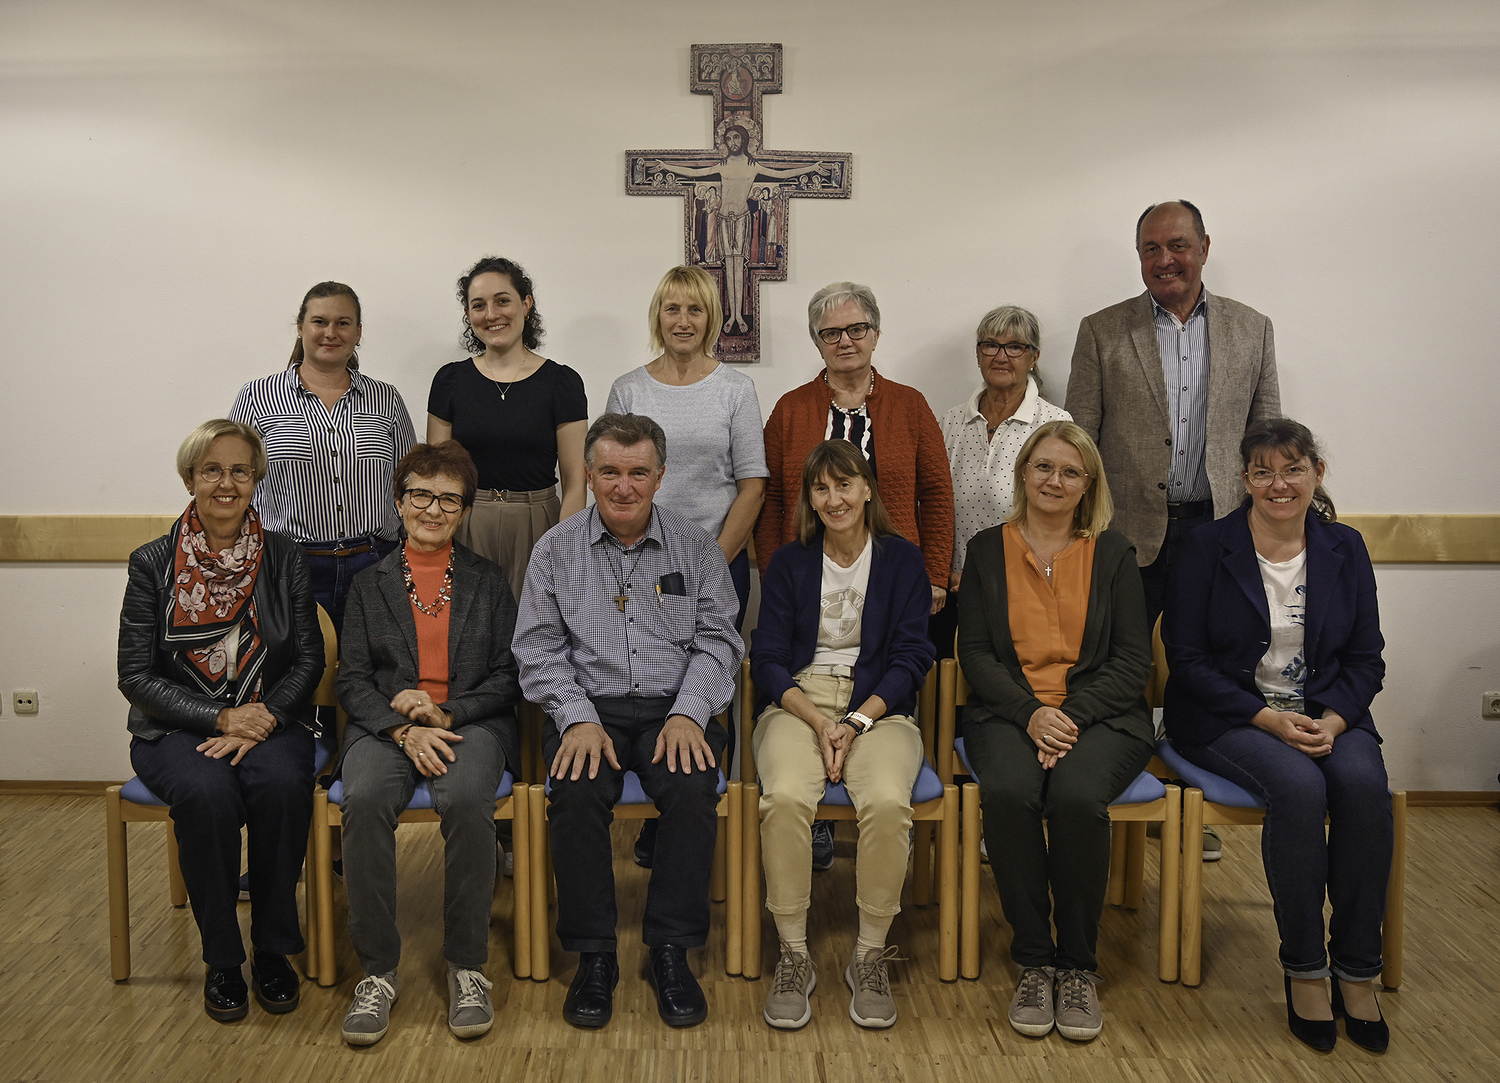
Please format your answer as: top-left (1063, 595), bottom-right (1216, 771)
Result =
top-left (1201, 826), bottom-right (1223, 862)
top-left (447, 966), bottom-right (494, 1039)
top-left (763, 944), bottom-right (817, 1029)
top-left (342, 972), bottom-right (398, 1046)
top-left (1054, 969), bottom-right (1103, 1040)
top-left (1007, 966), bottom-right (1055, 1036)
top-left (845, 945), bottom-right (899, 1029)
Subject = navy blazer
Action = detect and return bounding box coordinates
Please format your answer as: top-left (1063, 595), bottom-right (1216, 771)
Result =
top-left (1162, 506), bottom-right (1385, 745)
top-left (751, 532), bottom-right (935, 720)
top-left (336, 541), bottom-right (521, 775)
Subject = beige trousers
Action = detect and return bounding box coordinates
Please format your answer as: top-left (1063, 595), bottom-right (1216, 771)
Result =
top-left (753, 667), bottom-right (924, 918)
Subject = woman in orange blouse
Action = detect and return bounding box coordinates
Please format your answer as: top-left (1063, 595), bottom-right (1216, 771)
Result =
top-left (956, 421), bottom-right (1153, 1043)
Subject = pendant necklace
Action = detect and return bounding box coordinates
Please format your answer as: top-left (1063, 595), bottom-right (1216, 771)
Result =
top-left (605, 542), bottom-right (649, 613)
top-left (492, 379), bottom-right (513, 401)
top-left (401, 546), bottom-right (455, 617)
top-left (1020, 526), bottom-right (1057, 582)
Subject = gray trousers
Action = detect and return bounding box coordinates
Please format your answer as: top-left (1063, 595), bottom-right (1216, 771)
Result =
top-left (340, 725), bottom-right (505, 976)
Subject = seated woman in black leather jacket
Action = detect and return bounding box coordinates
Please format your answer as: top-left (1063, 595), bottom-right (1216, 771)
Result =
top-left (118, 419), bottom-right (324, 1023)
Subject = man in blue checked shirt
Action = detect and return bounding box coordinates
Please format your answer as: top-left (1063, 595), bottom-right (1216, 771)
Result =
top-left (514, 413), bottom-right (743, 1031)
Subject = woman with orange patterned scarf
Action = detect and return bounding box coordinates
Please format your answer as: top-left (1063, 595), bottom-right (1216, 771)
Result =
top-left (119, 419), bottom-right (325, 1023)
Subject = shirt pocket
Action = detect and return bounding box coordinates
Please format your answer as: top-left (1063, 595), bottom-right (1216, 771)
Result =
top-left (353, 413), bottom-right (396, 462)
top-left (658, 593), bottom-right (698, 646)
top-left (258, 413), bottom-right (314, 462)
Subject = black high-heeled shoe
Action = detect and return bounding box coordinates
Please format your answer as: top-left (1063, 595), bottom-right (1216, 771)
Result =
top-left (1332, 978), bottom-right (1390, 1053)
top-left (1284, 976), bottom-right (1337, 1052)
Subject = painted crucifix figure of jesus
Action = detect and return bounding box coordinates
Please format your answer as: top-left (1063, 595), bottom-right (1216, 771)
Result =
top-left (653, 126), bottom-right (829, 333)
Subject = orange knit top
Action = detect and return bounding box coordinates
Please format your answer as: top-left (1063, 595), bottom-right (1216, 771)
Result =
top-left (404, 541), bottom-right (451, 704)
top-left (1003, 522), bottom-right (1096, 707)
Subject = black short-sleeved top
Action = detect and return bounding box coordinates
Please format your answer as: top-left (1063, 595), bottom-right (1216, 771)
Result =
top-left (427, 358), bottom-right (589, 491)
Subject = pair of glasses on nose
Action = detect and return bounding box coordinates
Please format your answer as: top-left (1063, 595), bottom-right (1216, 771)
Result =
top-left (816, 322), bottom-right (873, 345)
top-left (1246, 465), bottom-right (1311, 487)
top-left (404, 489), bottom-right (465, 513)
top-left (197, 465), bottom-right (255, 484)
top-left (1025, 460), bottom-right (1090, 486)
top-left (978, 340), bottom-right (1035, 358)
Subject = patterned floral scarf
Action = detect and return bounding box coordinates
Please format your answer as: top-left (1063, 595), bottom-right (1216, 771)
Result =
top-left (162, 500), bottom-right (267, 703)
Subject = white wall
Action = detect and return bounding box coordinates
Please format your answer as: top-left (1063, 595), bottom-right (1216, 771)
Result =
top-left (2, 0), bottom-right (1498, 788)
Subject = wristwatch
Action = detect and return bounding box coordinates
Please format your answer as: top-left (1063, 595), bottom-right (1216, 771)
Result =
top-left (841, 711), bottom-right (876, 736)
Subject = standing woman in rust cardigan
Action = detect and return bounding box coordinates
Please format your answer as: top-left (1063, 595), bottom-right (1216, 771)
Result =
top-left (756, 282), bottom-right (954, 616)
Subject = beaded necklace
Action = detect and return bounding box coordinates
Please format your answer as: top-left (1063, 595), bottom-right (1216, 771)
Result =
top-left (401, 545), bottom-right (455, 617)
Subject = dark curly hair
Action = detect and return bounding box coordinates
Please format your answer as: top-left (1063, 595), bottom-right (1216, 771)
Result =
top-left (457, 256), bottom-right (544, 354)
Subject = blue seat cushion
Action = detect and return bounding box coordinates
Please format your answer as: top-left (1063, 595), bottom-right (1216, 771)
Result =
top-left (1157, 738), bottom-right (1264, 809)
top-left (953, 737), bottom-right (1166, 807)
top-left (543, 769), bottom-right (728, 801)
top-left (813, 761), bottom-right (946, 807)
top-left (120, 776), bottom-right (165, 806)
top-left (328, 770), bottom-right (516, 810)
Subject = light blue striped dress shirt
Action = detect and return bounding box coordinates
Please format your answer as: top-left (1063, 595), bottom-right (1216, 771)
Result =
top-left (1152, 289), bottom-right (1212, 503)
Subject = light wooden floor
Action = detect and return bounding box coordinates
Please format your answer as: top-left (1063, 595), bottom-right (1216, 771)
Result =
top-left (4, 797), bottom-right (1498, 1083)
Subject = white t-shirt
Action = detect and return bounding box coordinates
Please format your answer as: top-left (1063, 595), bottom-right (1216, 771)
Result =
top-left (1254, 549), bottom-right (1308, 709)
top-left (813, 536), bottom-right (873, 667)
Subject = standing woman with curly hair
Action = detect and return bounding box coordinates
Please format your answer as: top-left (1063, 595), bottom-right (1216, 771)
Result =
top-left (427, 256), bottom-right (588, 603)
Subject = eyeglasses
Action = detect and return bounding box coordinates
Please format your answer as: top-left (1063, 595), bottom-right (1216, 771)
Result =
top-left (197, 464), bottom-right (255, 484)
top-left (816, 322), bottom-right (874, 346)
top-left (1246, 465), bottom-right (1312, 487)
top-left (404, 489), bottom-right (465, 513)
top-left (1026, 460), bottom-right (1091, 486)
top-left (978, 340), bottom-right (1035, 358)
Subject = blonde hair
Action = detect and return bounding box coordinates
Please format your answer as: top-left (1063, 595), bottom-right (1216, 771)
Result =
top-left (176, 420), bottom-right (267, 486)
top-left (648, 265), bottom-right (723, 358)
top-left (1009, 421), bottom-right (1113, 537)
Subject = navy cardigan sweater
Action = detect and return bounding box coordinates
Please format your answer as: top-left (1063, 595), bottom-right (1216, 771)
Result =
top-left (1163, 506), bottom-right (1385, 746)
top-left (751, 532), bottom-right (935, 720)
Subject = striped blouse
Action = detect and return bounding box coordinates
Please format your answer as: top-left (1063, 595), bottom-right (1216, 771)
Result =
top-left (229, 366), bottom-right (416, 544)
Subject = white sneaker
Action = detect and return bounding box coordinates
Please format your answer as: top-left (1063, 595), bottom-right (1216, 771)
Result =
top-left (342, 972), bottom-right (399, 1046)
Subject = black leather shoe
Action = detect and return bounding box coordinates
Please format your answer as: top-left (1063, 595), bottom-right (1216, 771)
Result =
top-left (563, 951), bottom-right (619, 1029)
top-left (1284, 976), bottom-right (1337, 1052)
top-left (648, 944), bottom-right (707, 1028)
top-left (1332, 978), bottom-right (1390, 1053)
top-left (204, 965), bottom-right (249, 1022)
top-left (634, 820), bottom-right (658, 868)
top-left (251, 950), bottom-right (301, 1014)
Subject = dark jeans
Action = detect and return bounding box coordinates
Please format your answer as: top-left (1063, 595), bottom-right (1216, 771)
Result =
top-left (130, 724), bottom-right (314, 968)
top-left (301, 538), bottom-right (397, 637)
top-left (340, 726), bottom-right (506, 975)
top-left (965, 718), bottom-right (1152, 971)
top-left (1175, 726), bottom-right (1392, 980)
top-left (544, 697), bottom-right (728, 952)
top-left (1140, 503), bottom-right (1212, 633)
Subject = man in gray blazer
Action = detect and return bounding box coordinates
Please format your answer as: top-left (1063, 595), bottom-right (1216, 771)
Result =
top-left (1066, 199), bottom-right (1281, 627)
top-left (1066, 201), bottom-right (1280, 863)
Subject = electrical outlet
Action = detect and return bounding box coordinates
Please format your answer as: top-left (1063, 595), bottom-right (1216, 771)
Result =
top-left (12, 690), bottom-right (38, 715)
top-left (1484, 692), bottom-right (1500, 720)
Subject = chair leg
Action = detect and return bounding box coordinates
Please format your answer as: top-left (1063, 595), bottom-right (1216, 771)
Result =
top-left (105, 787), bottom-right (132, 982)
top-left (1382, 790), bottom-right (1406, 989)
top-left (938, 785), bottom-right (959, 982)
top-left (166, 825), bottom-right (186, 907)
top-left (913, 820), bottom-right (933, 907)
top-left (960, 783), bottom-right (980, 980)
top-left (725, 781), bottom-right (743, 976)
top-left (741, 783), bottom-right (762, 980)
top-left (1159, 787), bottom-right (1181, 983)
top-left (511, 784), bottom-right (531, 980)
top-left (1107, 821), bottom-right (1128, 907)
top-left (711, 817), bottom-right (727, 903)
top-left (1124, 821), bottom-right (1147, 910)
top-left (1180, 789), bottom-right (1204, 987)
top-left (313, 791), bottom-right (338, 987)
top-left (527, 785), bottom-right (550, 982)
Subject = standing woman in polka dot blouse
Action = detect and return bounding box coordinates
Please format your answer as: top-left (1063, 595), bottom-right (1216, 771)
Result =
top-left (935, 306), bottom-right (1070, 657)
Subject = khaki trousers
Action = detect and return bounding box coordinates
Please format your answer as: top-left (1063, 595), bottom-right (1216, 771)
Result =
top-left (753, 666), bottom-right (924, 918)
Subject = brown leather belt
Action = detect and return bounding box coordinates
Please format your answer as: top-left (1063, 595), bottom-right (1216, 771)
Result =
top-left (302, 541), bottom-right (375, 557)
top-left (473, 487), bottom-right (557, 505)
top-left (1166, 500), bottom-right (1212, 520)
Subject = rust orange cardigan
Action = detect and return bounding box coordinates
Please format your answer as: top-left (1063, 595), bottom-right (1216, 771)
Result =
top-left (755, 369), bottom-right (954, 588)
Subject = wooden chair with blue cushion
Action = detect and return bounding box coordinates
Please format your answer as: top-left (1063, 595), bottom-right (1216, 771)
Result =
top-left (737, 660), bottom-right (961, 982)
top-left (938, 656), bottom-right (1183, 983)
top-left (105, 604), bottom-right (338, 982)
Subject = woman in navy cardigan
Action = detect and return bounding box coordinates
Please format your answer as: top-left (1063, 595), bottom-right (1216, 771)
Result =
top-left (750, 440), bottom-right (935, 1032)
top-left (1164, 418), bottom-right (1390, 1053)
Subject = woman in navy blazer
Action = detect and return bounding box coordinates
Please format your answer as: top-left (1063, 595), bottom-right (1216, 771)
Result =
top-left (1164, 419), bottom-right (1390, 1053)
top-left (750, 440), bottom-right (935, 1031)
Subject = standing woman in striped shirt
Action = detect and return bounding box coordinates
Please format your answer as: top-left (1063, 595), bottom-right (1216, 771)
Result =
top-left (426, 256), bottom-right (588, 606)
top-left (231, 281), bottom-right (417, 635)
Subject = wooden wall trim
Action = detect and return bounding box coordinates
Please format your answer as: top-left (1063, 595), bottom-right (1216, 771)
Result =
top-left (2, 513), bottom-right (1498, 563)
top-left (1403, 791), bottom-right (1500, 808)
